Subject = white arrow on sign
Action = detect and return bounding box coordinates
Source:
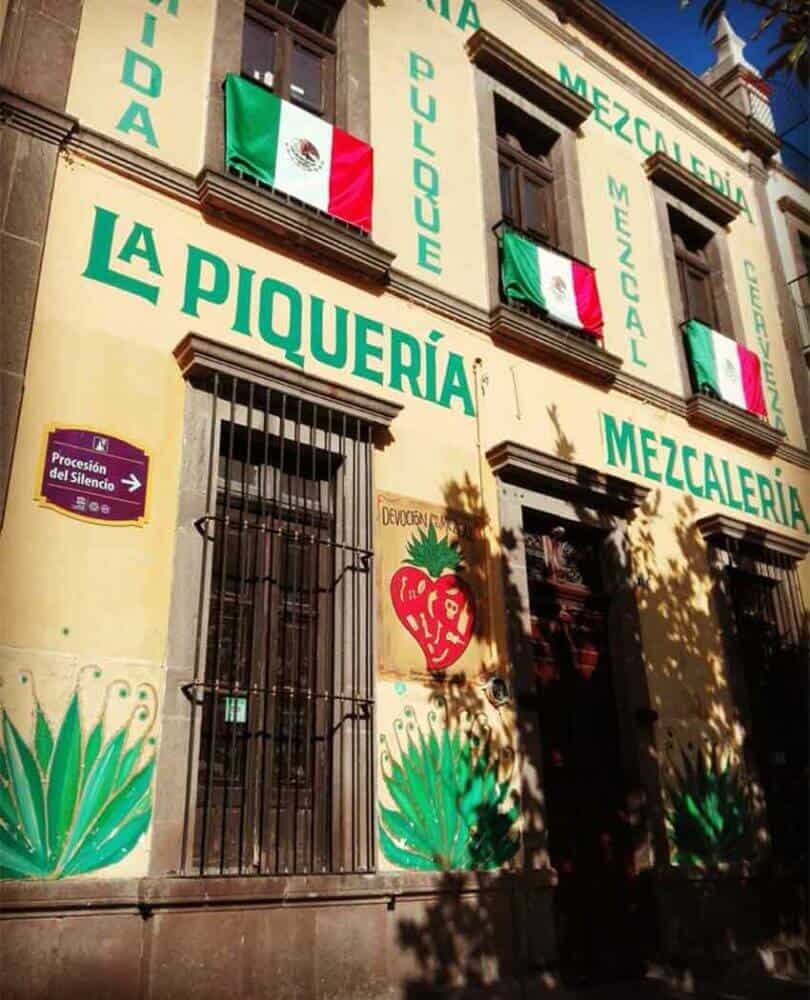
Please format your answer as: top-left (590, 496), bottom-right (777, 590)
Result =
top-left (121, 473), bottom-right (142, 493)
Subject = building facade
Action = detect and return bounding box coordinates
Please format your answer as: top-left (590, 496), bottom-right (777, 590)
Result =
top-left (0, 1), bottom-right (808, 996)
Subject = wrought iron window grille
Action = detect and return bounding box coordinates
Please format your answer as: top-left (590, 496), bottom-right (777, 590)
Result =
top-left (186, 372), bottom-right (375, 877)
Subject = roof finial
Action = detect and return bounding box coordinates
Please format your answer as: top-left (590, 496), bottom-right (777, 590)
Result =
top-left (710, 11), bottom-right (753, 72)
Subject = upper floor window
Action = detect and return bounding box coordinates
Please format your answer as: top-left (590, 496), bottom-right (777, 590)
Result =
top-left (670, 208), bottom-right (718, 329)
top-left (496, 98), bottom-right (558, 246)
top-left (242, 0), bottom-right (338, 121)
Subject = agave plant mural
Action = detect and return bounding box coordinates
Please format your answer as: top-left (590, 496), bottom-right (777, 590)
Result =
top-left (379, 701), bottom-right (519, 871)
top-left (0, 669), bottom-right (158, 880)
top-left (666, 744), bottom-right (751, 869)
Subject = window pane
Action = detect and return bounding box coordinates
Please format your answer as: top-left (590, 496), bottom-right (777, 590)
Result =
top-left (521, 175), bottom-right (550, 239)
top-left (291, 44), bottom-right (324, 112)
top-left (242, 17), bottom-right (277, 89)
top-left (499, 161), bottom-right (514, 221)
top-left (686, 266), bottom-right (714, 325)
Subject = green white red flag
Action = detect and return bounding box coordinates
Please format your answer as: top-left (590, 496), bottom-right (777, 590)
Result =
top-left (684, 320), bottom-right (767, 417)
top-left (224, 74), bottom-right (373, 232)
top-left (500, 228), bottom-right (603, 337)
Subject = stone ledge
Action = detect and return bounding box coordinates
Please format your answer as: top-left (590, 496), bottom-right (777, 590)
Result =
top-left (695, 513), bottom-right (810, 563)
top-left (490, 304), bottom-right (623, 386)
top-left (466, 28), bottom-right (593, 129)
top-left (644, 152), bottom-right (741, 227)
top-left (487, 440), bottom-right (650, 513)
top-left (196, 168), bottom-right (395, 285)
top-left (685, 394), bottom-right (785, 455)
top-left (0, 868), bottom-right (556, 915)
top-left (0, 89), bottom-right (76, 145)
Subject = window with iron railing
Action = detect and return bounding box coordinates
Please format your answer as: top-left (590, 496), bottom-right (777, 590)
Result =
top-left (190, 375), bottom-right (374, 876)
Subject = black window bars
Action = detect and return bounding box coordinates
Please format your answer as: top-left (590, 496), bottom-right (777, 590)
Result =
top-left (187, 372), bottom-right (375, 875)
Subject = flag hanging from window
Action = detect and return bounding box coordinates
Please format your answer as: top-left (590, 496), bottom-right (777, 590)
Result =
top-left (224, 74), bottom-right (373, 233)
top-left (500, 228), bottom-right (603, 338)
top-left (683, 319), bottom-right (767, 417)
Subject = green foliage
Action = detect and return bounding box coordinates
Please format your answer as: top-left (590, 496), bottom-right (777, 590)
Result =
top-left (0, 682), bottom-right (156, 880)
top-left (682, 0), bottom-right (809, 85)
top-left (666, 745), bottom-right (750, 868)
top-left (404, 523), bottom-right (462, 579)
top-left (379, 706), bottom-right (519, 871)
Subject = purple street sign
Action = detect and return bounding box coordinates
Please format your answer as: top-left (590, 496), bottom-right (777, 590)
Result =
top-left (37, 427), bottom-right (150, 525)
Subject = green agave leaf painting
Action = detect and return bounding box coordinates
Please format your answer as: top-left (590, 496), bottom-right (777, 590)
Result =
top-left (379, 702), bottom-right (519, 871)
top-left (666, 744), bottom-right (750, 869)
top-left (0, 671), bottom-right (158, 880)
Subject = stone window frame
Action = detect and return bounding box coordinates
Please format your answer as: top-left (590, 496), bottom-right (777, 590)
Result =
top-left (149, 332), bottom-right (400, 876)
top-left (467, 29), bottom-right (593, 307)
top-left (777, 194), bottom-right (810, 363)
top-left (485, 442), bottom-right (668, 872)
top-left (466, 29), bottom-right (623, 387)
top-left (197, 0), bottom-right (394, 285)
top-left (644, 154), bottom-right (784, 452)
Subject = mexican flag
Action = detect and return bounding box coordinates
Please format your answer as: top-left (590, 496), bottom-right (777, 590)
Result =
top-left (224, 74), bottom-right (373, 232)
top-left (500, 228), bottom-right (603, 338)
top-left (684, 320), bottom-right (767, 417)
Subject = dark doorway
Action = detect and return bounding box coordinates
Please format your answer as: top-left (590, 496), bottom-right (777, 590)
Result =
top-left (524, 512), bottom-right (644, 985)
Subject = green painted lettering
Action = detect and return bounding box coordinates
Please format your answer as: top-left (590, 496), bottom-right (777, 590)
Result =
top-left (634, 117), bottom-right (653, 156)
top-left (613, 102), bottom-right (632, 143)
top-left (608, 176), bottom-right (628, 204)
top-left (417, 234), bottom-right (442, 274)
top-left (410, 85), bottom-right (436, 122)
top-left (81, 206), bottom-right (161, 305)
top-left (121, 48), bottom-right (162, 98)
top-left (116, 102), bottom-right (158, 147)
top-left (703, 454), bottom-right (725, 504)
top-left (182, 245), bottom-right (230, 318)
top-left (231, 265), bottom-right (254, 336)
top-left (603, 414), bottom-right (639, 474)
top-left (756, 473), bottom-right (777, 523)
top-left (409, 52), bottom-right (434, 81)
top-left (257, 277), bottom-right (304, 367)
top-left (661, 436), bottom-right (683, 490)
top-left (118, 222), bottom-right (162, 274)
top-left (789, 487), bottom-right (809, 533)
top-left (620, 271), bottom-right (639, 302)
top-left (389, 328), bottom-right (424, 397)
top-left (721, 460), bottom-right (743, 511)
top-left (352, 313), bottom-right (385, 385)
top-left (738, 468), bottom-right (758, 516)
top-left (683, 445), bottom-right (703, 497)
top-left (438, 353), bottom-right (475, 415)
top-left (639, 428), bottom-right (661, 482)
top-left (591, 87), bottom-right (612, 129)
top-left (311, 299), bottom-right (348, 369)
top-left (558, 63), bottom-right (588, 100)
top-left (456, 0), bottom-right (481, 30)
top-left (613, 205), bottom-right (630, 237)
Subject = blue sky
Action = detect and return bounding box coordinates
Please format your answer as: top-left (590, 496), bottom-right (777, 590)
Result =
top-left (602, 1), bottom-right (809, 179)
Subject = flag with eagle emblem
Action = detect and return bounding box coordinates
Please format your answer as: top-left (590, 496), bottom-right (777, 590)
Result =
top-left (225, 74), bottom-right (373, 232)
top-left (500, 227), bottom-right (603, 338)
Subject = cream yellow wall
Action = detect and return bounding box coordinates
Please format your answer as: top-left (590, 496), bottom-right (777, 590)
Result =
top-left (368, 0), bottom-right (805, 447)
top-left (67, 0), bottom-right (214, 175)
top-left (5, 0), bottom-right (810, 879)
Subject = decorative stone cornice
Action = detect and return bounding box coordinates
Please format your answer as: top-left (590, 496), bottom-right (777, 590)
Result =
top-left (174, 333), bottom-right (403, 427)
top-left (490, 304), bottom-right (623, 386)
top-left (547, 0), bottom-right (780, 161)
top-left (487, 441), bottom-right (650, 513)
top-left (644, 153), bottom-right (741, 227)
top-left (0, 90), bottom-right (76, 145)
top-left (466, 28), bottom-right (593, 129)
top-left (685, 394), bottom-right (785, 455)
top-left (196, 169), bottom-right (395, 285)
top-left (695, 513), bottom-right (810, 562)
top-left (71, 127), bottom-right (198, 204)
top-left (777, 195), bottom-right (810, 228)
